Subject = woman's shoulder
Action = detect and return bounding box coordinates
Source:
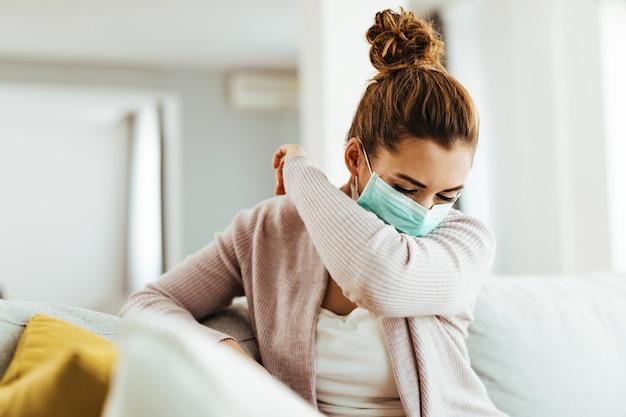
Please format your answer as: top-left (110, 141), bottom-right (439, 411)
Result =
top-left (241, 194), bottom-right (299, 218)
top-left (220, 196), bottom-right (310, 259)
top-left (230, 195), bottom-right (304, 233)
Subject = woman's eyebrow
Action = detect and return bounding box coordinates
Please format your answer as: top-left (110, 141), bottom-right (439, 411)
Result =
top-left (395, 173), bottom-right (464, 192)
top-left (443, 184), bottom-right (465, 193)
top-left (394, 173), bottom-right (427, 188)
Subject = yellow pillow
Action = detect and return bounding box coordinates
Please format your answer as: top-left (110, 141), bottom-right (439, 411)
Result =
top-left (0, 314), bottom-right (117, 417)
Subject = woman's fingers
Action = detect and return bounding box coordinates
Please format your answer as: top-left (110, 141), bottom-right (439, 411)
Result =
top-left (272, 147), bottom-right (287, 169)
top-left (272, 144), bottom-right (307, 195)
top-left (275, 159), bottom-right (286, 195)
top-left (273, 144), bottom-right (306, 166)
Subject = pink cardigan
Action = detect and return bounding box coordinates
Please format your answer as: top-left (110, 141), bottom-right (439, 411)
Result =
top-left (121, 155), bottom-right (506, 417)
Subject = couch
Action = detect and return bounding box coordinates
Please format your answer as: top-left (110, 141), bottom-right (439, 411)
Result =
top-left (1, 272), bottom-right (625, 416)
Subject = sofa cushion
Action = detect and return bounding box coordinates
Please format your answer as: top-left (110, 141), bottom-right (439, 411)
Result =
top-left (467, 273), bottom-right (626, 417)
top-left (0, 314), bottom-right (117, 417)
top-left (0, 300), bottom-right (120, 378)
top-left (102, 314), bottom-right (323, 417)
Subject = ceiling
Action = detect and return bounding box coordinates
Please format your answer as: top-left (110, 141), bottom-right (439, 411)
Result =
top-left (0, 0), bottom-right (300, 70)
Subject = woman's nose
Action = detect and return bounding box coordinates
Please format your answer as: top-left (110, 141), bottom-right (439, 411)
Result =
top-left (415, 195), bottom-right (435, 210)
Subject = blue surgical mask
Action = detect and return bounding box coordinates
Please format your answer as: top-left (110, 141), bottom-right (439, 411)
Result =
top-left (350, 147), bottom-right (457, 237)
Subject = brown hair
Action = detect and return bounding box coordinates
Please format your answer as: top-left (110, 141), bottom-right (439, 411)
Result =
top-left (347, 8), bottom-right (479, 157)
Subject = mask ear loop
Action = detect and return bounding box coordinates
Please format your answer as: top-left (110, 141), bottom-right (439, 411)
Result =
top-left (351, 140), bottom-right (372, 200)
top-left (350, 177), bottom-right (360, 200)
top-left (361, 144), bottom-right (374, 174)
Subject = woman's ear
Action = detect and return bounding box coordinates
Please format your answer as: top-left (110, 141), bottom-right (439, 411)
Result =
top-left (344, 137), bottom-right (361, 176)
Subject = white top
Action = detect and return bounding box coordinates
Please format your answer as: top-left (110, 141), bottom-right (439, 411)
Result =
top-left (315, 307), bottom-right (405, 417)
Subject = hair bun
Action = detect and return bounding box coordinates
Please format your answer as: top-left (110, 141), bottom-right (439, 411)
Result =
top-left (366, 8), bottom-right (445, 75)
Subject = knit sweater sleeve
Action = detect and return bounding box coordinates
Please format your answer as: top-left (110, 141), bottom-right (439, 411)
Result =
top-left (282, 155), bottom-right (496, 318)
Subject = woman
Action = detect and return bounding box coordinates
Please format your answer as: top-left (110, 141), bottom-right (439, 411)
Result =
top-left (121, 8), bottom-right (506, 417)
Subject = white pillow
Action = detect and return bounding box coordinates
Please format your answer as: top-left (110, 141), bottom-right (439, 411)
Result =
top-left (102, 315), bottom-right (324, 417)
top-left (467, 273), bottom-right (626, 417)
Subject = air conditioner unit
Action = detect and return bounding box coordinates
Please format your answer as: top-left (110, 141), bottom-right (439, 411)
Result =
top-left (226, 69), bottom-right (299, 112)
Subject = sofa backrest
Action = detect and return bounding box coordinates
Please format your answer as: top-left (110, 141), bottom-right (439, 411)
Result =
top-left (3, 272), bottom-right (625, 417)
top-left (467, 272), bottom-right (626, 417)
top-left (0, 299), bottom-right (120, 377)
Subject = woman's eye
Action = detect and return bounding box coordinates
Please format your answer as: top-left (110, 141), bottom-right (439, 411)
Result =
top-left (393, 185), bottom-right (417, 195)
top-left (436, 194), bottom-right (456, 203)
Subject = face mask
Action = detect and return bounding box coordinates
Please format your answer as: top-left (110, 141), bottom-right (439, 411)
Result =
top-left (350, 147), bottom-right (457, 237)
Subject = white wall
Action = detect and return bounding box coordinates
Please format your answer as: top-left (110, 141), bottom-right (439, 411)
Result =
top-left (0, 117), bottom-right (128, 309)
top-left (0, 62), bottom-right (298, 254)
top-left (167, 71), bottom-right (299, 253)
top-left (0, 62), bottom-right (298, 309)
top-left (442, 0), bottom-right (612, 274)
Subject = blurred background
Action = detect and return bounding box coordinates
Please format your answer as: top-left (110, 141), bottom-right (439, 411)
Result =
top-left (0, 0), bottom-right (624, 312)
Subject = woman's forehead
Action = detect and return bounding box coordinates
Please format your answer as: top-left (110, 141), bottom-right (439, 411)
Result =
top-left (374, 138), bottom-right (473, 187)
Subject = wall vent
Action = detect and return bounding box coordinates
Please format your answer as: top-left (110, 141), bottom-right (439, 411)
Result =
top-left (226, 70), bottom-right (298, 112)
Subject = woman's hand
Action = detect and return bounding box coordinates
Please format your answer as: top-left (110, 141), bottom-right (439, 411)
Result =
top-left (272, 144), bottom-right (307, 195)
top-left (219, 339), bottom-right (267, 373)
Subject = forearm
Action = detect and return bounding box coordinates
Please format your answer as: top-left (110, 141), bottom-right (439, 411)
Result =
top-left (219, 339), bottom-right (266, 371)
top-left (121, 283), bottom-right (237, 342)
